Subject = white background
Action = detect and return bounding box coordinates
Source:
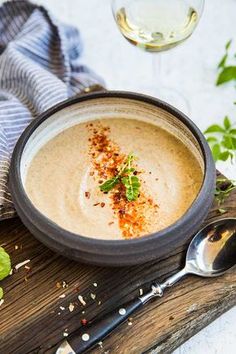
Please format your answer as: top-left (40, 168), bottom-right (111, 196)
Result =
top-left (2, 0), bottom-right (236, 353)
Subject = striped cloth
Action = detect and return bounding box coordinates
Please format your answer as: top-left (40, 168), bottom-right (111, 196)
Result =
top-left (0, 0), bottom-right (104, 220)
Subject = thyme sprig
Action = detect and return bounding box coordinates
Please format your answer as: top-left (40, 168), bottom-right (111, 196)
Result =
top-left (214, 177), bottom-right (236, 213)
top-left (100, 153), bottom-right (141, 202)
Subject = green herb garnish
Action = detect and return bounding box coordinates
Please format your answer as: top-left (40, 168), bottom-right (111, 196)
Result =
top-left (216, 39), bottom-right (236, 85)
top-left (0, 247), bottom-right (11, 300)
top-left (204, 116), bottom-right (236, 162)
top-left (214, 178), bottom-right (236, 208)
top-left (100, 153), bottom-right (141, 202)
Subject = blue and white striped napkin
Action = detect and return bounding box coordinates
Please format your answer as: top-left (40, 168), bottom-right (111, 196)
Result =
top-left (0, 0), bottom-right (104, 220)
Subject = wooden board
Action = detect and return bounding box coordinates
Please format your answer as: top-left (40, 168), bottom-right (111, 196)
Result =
top-left (0, 172), bottom-right (236, 354)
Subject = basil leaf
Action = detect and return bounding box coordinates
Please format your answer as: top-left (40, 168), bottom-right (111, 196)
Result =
top-left (218, 53), bottom-right (228, 69)
top-left (224, 116), bottom-right (231, 130)
top-left (225, 39), bottom-right (232, 50)
top-left (219, 151), bottom-right (230, 161)
top-left (216, 66), bottom-right (236, 86)
top-left (211, 144), bottom-right (221, 161)
top-left (0, 247), bottom-right (11, 281)
top-left (206, 137), bottom-right (218, 144)
top-left (204, 125), bottom-right (225, 134)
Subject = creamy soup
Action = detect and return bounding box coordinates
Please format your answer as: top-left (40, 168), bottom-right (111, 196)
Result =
top-left (25, 118), bottom-right (203, 240)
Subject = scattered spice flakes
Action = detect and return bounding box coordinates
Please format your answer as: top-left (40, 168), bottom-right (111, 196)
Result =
top-left (69, 303), bottom-right (75, 312)
top-left (93, 202), bottom-right (100, 207)
top-left (108, 221), bottom-right (114, 226)
top-left (128, 317), bottom-right (133, 326)
top-left (98, 341), bottom-right (103, 349)
top-left (62, 281), bottom-right (68, 288)
top-left (78, 295), bottom-right (86, 306)
top-left (14, 259), bottom-right (30, 271)
top-left (100, 202), bottom-right (105, 208)
top-left (85, 191), bottom-right (91, 199)
top-left (63, 329), bottom-right (69, 337)
top-left (81, 318), bottom-right (87, 326)
top-left (88, 123), bottom-right (158, 239)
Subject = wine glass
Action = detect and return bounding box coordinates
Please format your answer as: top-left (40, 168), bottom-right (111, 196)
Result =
top-left (111, 0), bottom-right (205, 113)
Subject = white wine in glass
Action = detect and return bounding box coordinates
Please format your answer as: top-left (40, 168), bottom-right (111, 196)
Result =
top-left (112, 0), bottom-right (205, 112)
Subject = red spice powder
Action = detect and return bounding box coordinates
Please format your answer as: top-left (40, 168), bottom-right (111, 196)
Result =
top-left (88, 123), bottom-right (157, 239)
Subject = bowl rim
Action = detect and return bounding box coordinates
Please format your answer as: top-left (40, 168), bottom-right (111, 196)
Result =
top-left (9, 90), bottom-right (215, 252)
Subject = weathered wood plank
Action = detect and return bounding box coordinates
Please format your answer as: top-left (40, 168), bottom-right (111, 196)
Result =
top-left (0, 172), bottom-right (235, 354)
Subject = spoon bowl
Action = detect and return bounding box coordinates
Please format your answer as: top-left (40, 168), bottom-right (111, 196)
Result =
top-left (186, 218), bottom-right (236, 277)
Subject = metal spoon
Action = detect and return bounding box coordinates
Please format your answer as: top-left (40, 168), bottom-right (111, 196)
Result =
top-left (56, 218), bottom-right (236, 354)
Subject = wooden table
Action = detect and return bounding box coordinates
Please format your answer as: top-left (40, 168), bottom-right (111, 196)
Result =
top-left (0, 173), bottom-right (236, 354)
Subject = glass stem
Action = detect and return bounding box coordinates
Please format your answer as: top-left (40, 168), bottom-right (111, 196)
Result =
top-left (152, 53), bottom-right (163, 89)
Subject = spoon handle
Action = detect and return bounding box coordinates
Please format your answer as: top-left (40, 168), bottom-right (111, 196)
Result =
top-left (57, 297), bottom-right (143, 354)
top-left (55, 271), bottom-right (186, 354)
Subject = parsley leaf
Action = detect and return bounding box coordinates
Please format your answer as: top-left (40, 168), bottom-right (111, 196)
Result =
top-left (100, 177), bottom-right (119, 192)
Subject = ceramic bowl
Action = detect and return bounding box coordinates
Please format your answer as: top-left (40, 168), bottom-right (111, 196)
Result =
top-left (9, 91), bottom-right (215, 266)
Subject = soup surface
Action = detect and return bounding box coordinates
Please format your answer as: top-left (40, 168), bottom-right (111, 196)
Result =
top-left (25, 118), bottom-right (203, 240)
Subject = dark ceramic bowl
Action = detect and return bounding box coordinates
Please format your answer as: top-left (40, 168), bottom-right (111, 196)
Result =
top-left (9, 91), bottom-right (215, 266)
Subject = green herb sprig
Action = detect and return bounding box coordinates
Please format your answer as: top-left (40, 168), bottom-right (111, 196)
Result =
top-left (204, 116), bottom-right (236, 162)
top-left (216, 39), bottom-right (236, 86)
top-left (100, 153), bottom-right (141, 202)
top-left (214, 177), bottom-right (236, 213)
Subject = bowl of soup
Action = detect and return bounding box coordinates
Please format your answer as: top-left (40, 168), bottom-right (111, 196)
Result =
top-left (9, 91), bottom-right (215, 266)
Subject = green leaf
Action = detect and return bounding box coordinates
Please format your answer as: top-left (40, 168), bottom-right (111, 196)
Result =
top-left (219, 151), bottom-right (230, 161)
top-left (100, 177), bottom-right (119, 192)
top-left (224, 116), bottom-right (231, 130)
top-left (230, 128), bottom-right (236, 134)
top-left (211, 144), bottom-right (221, 161)
top-left (0, 247), bottom-right (11, 281)
top-left (232, 138), bottom-right (236, 149)
top-left (218, 208), bottom-right (227, 214)
top-left (218, 53), bottom-right (228, 69)
top-left (0, 287), bottom-right (3, 299)
top-left (225, 39), bottom-right (232, 50)
top-left (216, 66), bottom-right (236, 85)
top-left (204, 125), bottom-right (225, 134)
top-left (122, 176), bottom-right (140, 202)
top-left (206, 137), bottom-right (218, 144)
top-left (222, 136), bottom-right (232, 149)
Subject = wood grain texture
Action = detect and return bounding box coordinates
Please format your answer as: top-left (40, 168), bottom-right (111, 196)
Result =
top-left (0, 172), bottom-right (236, 354)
